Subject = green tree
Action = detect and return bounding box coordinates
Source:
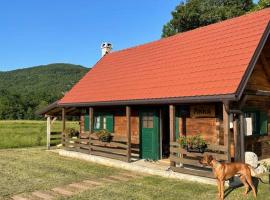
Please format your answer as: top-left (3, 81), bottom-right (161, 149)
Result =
top-left (253, 0), bottom-right (270, 10)
top-left (0, 63), bottom-right (88, 120)
top-left (162, 0), bottom-right (254, 37)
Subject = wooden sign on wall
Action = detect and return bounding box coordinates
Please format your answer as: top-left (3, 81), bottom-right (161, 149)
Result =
top-left (190, 105), bottom-right (215, 118)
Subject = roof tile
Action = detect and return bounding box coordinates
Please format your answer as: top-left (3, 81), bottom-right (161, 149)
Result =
top-left (60, 8), bottom-right (270, 104)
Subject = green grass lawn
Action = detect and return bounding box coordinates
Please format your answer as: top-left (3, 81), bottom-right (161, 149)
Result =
top-left (0, 148), bottom-right (121, 198)
top-left (0, 148), bottom-right (269, 200)
top-left (58, 175), bottom-right (270, 200)
top-left (0, 120), bottom-right (79, 148)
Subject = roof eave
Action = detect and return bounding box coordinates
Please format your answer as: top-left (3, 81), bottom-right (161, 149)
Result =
top-left (235, 21), bottom-right (270, 101)
top-left (58, 93), bottom-right (237, 107)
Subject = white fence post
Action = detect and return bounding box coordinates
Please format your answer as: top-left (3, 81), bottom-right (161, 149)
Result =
top-left (47, 116), bottom-right (51, 150)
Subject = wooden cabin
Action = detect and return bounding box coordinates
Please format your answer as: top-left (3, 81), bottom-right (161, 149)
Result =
top-left (39, 8), bottom-right (270, 178)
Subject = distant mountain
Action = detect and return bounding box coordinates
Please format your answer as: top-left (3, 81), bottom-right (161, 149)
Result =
top-left (0, 63), bottom-right (89, 119)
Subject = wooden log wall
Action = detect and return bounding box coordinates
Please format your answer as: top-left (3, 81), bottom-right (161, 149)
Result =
top-left (80, 109), bottom-right (140, 144)
top-left (241, 40), bottom-right (270, 160)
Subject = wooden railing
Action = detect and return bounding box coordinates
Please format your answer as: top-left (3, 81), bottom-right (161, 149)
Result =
top-left (170, 142), bottom-right (228, 178)
top-left (62, 133), bottom-right (139, 162)
top-left (48, 132), bottom-right (62, 148)
top-left (245, 135), bottom-right (270, 160)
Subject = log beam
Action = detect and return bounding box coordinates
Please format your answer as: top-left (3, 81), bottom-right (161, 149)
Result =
top-left (223, 102), bottom-right (231, 162)
top-left (169, 105), bottom-right (176, 167)
top-left (46, 116), bottom-right (51, 150)
top-left (61, 108), bottom-right (66, 146)
top-left (233, 117), bottom-right (241, 161)
top-left (89, 107), bottom-right (94, 154)
top-left (126, 106), bottom-right (131, 162)
top-left (239, 114), bottom-right (245, 162)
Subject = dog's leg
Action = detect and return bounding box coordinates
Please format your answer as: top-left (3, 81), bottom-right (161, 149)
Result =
top-left (239, 175), bottom-right (249, 196)
top-left (217, 180), bottom-right (221, 199)
top-left (220, 180), bottom-right (225, 200)
top-left (245, 174), bottom-right (257, 198)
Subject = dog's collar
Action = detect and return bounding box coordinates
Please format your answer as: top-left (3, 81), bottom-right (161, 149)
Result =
top-left (212, 160), bottom-right (221, 169)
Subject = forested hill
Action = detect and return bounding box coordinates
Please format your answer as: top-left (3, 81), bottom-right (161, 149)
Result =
top-left (0, 63), bottom-right (89, 119)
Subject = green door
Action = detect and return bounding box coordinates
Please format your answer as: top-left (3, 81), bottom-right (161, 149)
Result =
top-left (140, 110), bottom-right (160, 160)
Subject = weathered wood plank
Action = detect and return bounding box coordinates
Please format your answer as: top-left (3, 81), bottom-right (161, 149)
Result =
top-left (170, 166), bottom-right (214, 178)
top-left (91, 145), bottom-right (127, 155)
top-left (90, 150), bottom-right (127, 161)
top-left (90, 139), bottom-right (127, 148)
top-left (170, 155), bottom-right (201, 166)
top-left (169, 104), bottom-right (176, 167)
top-left (126, 106), bottom-right (131, 162)
top-left (223, 103), bottom-right (231, 161)
top-left (170, 142), bottom-right (227, 152)
top-left (170, 147), bottom-right (227, 160)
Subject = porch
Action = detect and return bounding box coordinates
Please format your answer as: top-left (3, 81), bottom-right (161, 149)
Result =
top-left (45, 103), bottom-right (234, 179)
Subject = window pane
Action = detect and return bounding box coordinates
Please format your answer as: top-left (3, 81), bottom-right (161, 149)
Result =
top-left (148, 120), bottom-right (154, 128)
top-left (103, 117), bottom-right (107, 129)
top-left (143, 120), bottom-right (148, 128)
top-left (95, 116), bottom-right (101, 129)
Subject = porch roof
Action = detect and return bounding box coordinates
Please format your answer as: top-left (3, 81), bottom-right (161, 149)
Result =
top-left (60, 9), bottom-right (270, 106)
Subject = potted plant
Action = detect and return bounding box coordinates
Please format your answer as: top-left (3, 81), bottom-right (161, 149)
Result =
top-left (95, 129), bottom-right (112, 142)
top-left (64, 128), bottom-right (79, 138)
top-left (177, 135), bottom-right (207, 153)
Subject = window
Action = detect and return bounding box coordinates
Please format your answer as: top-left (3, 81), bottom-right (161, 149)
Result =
top-left (142, 112), bottom-right (154, 128)
top-left (93, 113), bottom-right (114, 133)
top-left (94, 116), bottom-right (101, 129)
top-left (244, 111), bottom-right (268, 135)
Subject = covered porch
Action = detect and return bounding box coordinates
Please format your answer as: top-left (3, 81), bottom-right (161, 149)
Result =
top-left (41, 102), bottom-right (236, 179)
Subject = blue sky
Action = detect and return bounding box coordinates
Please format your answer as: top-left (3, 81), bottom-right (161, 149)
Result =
top-left (0, 0), bottom-right (180, 71)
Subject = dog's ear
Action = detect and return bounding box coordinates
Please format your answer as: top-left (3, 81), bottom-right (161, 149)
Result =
top-left (207, 155), bottom-right (214, 164)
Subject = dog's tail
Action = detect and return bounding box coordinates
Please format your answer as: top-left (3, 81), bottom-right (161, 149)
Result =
top-left (248, 165), bottom-right (269, 184)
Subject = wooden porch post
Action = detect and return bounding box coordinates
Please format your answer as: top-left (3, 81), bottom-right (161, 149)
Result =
top-left (223, 103), bottom-right (231, 162)
top-left (159, 108), bottom-right (163, 159)
top-left (46, 115), bottom-right (51, 150)
top-left (62, 108), bottom-right (66, 146)
top-left (169, 105), bottom-right (176, 167)
top-left (239, 113), bottom-right (245, 162)
top-left (233, 116), bottom-right (240, 161)
top-left (89, 107), bottom-right (94, 153)
top-left (126, 106), bottom-right (131, 162)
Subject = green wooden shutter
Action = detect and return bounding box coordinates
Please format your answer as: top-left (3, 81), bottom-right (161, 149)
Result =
top-left (105, 114), bottom-right (114, 133)
top-left (260, 111), bottom-right (268, 135)
top-left (84, 115), bottom-right (89, 131)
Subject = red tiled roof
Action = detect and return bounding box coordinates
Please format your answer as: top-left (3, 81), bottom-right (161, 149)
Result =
top-left (60, 8), bottom-right (270, 105)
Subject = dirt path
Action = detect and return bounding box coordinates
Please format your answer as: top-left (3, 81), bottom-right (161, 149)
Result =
top-left (11, 172), bottom-right (143, 200)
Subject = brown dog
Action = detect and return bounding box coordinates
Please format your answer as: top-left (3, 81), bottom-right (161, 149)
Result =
top-left (199, 155), bottom-right (256, 200)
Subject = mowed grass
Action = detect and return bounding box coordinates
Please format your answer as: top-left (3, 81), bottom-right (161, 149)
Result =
top-left (0, 148), bottom-right (122, 198)
top-left (59, 175), bottom-right (270, 200)
top-left (0, 120), bottom-right (79, 148)
top-left (0, 148), bottom-right (269, 200)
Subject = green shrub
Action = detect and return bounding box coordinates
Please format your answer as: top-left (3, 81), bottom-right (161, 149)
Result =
top-left (64, 128), bottom-right (79, 138)
top-left (177, 135), bottom-right (207, 149)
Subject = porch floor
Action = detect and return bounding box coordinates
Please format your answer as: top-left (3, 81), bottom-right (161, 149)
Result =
top-left (56, 149), bottom-right (218, 185)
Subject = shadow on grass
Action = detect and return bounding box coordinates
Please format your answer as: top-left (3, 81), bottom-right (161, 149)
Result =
top-left (224, 177), bottom-right (260, 199)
